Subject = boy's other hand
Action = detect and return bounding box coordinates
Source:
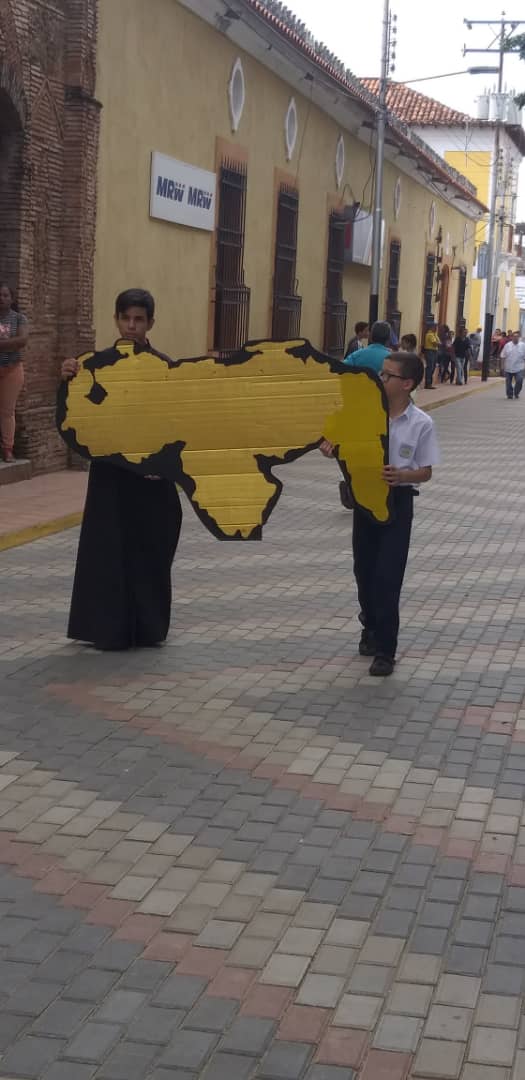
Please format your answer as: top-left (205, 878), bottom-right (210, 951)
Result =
top-left (61, 358), bottom-right (80, 381)
top-left (319, 439), bottom-right (335, 458)
top-left (383, 465), bottom-right (403, 486)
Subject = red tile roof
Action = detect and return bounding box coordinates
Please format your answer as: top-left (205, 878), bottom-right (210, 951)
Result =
top-left (360, 80), bottom-right (471, 125)
top-left (237, 0), bottom-right (487, 210)
top-left (361, 79), bottom-right (525, 155)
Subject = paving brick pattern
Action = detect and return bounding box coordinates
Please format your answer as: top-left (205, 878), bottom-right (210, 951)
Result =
top-left (1, 387), bottom-right (525, 1078)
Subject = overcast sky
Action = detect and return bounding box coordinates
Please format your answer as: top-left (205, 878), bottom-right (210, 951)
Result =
top-left (285, 0), bottom-right (525, 217)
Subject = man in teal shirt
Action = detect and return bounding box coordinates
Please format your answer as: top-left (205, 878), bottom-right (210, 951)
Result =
top-left (344, 320), bottom-right (391, 373)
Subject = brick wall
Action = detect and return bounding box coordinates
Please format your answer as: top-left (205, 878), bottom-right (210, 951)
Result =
top-left (0, 0), bottom-right (99, 473)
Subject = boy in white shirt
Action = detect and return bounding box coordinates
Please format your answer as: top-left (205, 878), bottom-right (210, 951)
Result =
top-left (321, 352), bottom-right (440, 676)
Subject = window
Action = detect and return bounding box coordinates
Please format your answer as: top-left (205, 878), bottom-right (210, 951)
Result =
top-left (323, 211), bottom-right (347, 359)
top-left (456, 266), bottom-right (467, 332)
top-left (423, 252), bottom-right (436, 328)
top-left (476, 242), bottom-right (488, 279)
top-left (386, 239), bottom-right (401, 342)
top-left (213, 160), bottom-right (250, 356)
top-left (272, 185), bottom-right (302, 339)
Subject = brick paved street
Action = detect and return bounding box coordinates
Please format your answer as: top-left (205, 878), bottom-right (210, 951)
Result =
top-left (1, 384), bottom-right (525, 1079)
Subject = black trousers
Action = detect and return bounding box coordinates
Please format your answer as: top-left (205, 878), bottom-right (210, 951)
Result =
top-left (352, 487), bottom-right (414, 659)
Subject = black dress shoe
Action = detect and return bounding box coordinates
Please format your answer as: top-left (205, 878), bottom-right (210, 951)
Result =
top-left (359, 630), bottom-right (376, 657)
top-left (369, 654), bottom-right (395, 677)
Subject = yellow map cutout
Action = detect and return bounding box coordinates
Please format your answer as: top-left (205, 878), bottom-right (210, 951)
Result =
top-left (58, 339), bottom-right (390, 539)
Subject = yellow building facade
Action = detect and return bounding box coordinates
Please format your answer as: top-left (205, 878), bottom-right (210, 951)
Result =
top-left (446, 148), bottom-right (521, 335)
top-left (93, 0), bottom-right (484, 358)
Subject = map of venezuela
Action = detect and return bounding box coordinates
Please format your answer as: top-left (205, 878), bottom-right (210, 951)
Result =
top-left (57, 338), bottom-right (391, 540)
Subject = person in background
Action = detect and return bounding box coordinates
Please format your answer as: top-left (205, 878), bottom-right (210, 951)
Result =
top-left (338, 321), bottom-right (391, 510)
top-left (437, 325), bottom-right (453, 384)
top-left (491, 328), bottom-right (503, 371)
top-left (0, 283), bottom-right (29, 462)
top-left (452, 326), bottom-right (472, 386)
top-left (389, 326), bottom-right (399, 351)
top-left (501, 331), bottom-right (525, 399)
top-left (423, 321), bottom-right (440, 389)
top-left (60, 288), bottom-right (182, 650)
top-left (344, 320), bottom-right (391, 375)
top-left (469, 327), bottom-right (482, 367)
top-left (400, 333), bottom-right (417, 352)
top-left (345, 321), bottom-right (369, 357)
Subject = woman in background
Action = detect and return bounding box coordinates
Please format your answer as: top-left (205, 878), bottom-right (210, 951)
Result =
top-left (0, 283), bottom-right (29, 462)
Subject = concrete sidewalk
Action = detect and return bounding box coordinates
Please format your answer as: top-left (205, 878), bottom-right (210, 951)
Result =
top-left (0, 470), bottom-right (88, 552)
top-left (0, 387), bottom-right (524, 1078)
top-left (0, 376), bottom-right (498, 552)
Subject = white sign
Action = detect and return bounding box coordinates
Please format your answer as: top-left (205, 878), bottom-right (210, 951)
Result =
top-left (150, 152), bottom-right (216, 232)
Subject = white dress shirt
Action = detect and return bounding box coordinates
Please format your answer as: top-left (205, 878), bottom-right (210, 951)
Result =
top-left (389, 402), bottom-right (440, 485)
top-left (501, 341), bottom-right (525, 374)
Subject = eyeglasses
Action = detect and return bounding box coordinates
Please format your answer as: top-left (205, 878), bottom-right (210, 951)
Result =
top-left (379, 369), bottom-right (405, 382)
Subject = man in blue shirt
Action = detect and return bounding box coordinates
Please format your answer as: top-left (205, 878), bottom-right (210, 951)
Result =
top-left (344, 320), bottom-right (391, 374)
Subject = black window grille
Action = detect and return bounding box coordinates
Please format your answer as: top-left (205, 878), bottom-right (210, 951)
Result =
top-left (323, 211), bottom-right (347, 358)
top-left (386, 239), bottom-right (401, 341)
top-left (213, 160), bottom-right (250, 356)
top-left (272, 185), bottom-right (302, 339)
top-left (423, 252), bottom-right (436, 327)
top-left (456, 266), bottom-right (467, 331)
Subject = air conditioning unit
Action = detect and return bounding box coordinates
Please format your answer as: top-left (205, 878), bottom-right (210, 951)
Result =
top-left (344, 211), bottom-right (385, 266)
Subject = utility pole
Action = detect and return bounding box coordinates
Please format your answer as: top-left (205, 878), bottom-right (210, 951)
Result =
top-left (369, 0), bottom-right (395, 326)
top-left (463, 13), bottom-right (523, 380)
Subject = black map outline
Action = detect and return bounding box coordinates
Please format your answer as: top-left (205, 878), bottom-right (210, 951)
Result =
top-left (57, 337), bottom-right (392, 541)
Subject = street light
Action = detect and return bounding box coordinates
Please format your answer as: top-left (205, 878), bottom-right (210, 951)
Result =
top-left (403, 66), bottom-right (498, 83)
top-left (463, 14), bottom-right (524, 379)
top-left (369, 0), bottom-right (391, 327)
top-left (368, 43), bottom-right (499, 326)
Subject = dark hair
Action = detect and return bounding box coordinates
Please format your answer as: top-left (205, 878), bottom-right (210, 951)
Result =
top-left (0, 282), bottom-right (17, 311)
top-left (115, 288), bottom-right (155, 320)
top-left (401, 333), bottom-right (417, 351)
top-left (371, 320), bottom-right (391, 345)
top-left (387, 351), bottom-right (424, 390)
top-left (355, 321), bottom-right (368, 335)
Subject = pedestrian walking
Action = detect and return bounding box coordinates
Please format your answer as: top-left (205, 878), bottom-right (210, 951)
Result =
top-left (501, 331), bottom-right (525, 399)
top-left (423, 321), bottom-right (440, 388)
top-left (0, 283), bottom-right (29, 462)
top-left (321, 351), bottom-right (440, 677)
top-left (452, 327), bottom-right (471, 385)
top-left (60, 288), bottom-right (182, 650)
top-left (345, 321), bottom-right (369, 356)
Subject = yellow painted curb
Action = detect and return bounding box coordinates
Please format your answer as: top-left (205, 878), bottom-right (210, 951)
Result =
top-left (0, 511), bottom-right (83, 553)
